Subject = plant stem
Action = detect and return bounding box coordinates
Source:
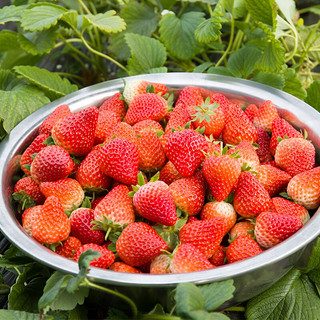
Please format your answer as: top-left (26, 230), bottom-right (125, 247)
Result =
top-left (207, 3), bottom-right (213, 17)
top-left (224, 306), bottom-right (246, 312)
top-left (78, 0), bottom-right (92, 14)
top-left (55, 72), bottom-right (84, 81)
top-left (140, 315), bottom-right (181, 320)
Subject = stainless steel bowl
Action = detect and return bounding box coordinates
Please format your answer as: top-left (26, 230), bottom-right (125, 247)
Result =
top-left (1, 73), bottom-right (320, 308)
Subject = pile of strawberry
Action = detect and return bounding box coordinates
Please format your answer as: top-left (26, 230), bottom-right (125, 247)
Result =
top-left (12, 79), bottom-right (320, 274)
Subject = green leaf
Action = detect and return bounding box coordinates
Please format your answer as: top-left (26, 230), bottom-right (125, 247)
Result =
top-left (82, 11), bottom-right (126, 34)
top-left (282, 68), bottom-right (307, 101)
top-left (147, 67), bottom-right (168, 74)
top-left (305, 80), bottom-right (320, 111)
top-left (159, 11), bottom-right (205, 60)
top-left (195, 16), bottom-right (222, 43)
top-left (0, 310), bottom-right (53, 320)
top-left (309, 269), bottom-right (320, 285)
top-left (125, 33), bottom-right (167, 76)
top-left (305, 238), bottom-right (320, 272)
top-left (207, 66), bottom-right (234, 76)
top-left (194, 62), bottom-right (213, 73)
top-left (0, 30), bottom-right (20, 53)
top-left (275, 0), bottom-right (296, 22)
top-left (223, 0), bottom-right (247, 19)
top-left (187, 310), bottom-right (230, 320)
top-left (309, 7), bottom-right (320, 16)
top-left (227, 46), bottom-right (262, 78)
top-left (0, 70), bottom-right (50, 133)
top-left (0, 5), bottom-right (26, 24)
top-left (14, 65), bottom-right (78, 100)
top-left (251, 71), bottom-right (285, 89)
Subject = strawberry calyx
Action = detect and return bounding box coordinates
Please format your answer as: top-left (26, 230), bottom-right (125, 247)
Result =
top-left (128, 171), bottom-right (160, 197)
top-left (43, 136), bottom-right (55, 146)
top-left (192, 97), bottom-right (219, 123)
top-left (92, 215), bottom-right (125, 242)
top-left (11, 191), bottom-right (36, 213)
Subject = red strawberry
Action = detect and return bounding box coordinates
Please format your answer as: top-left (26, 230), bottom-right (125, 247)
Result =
top-left (209, 245), bottom-right (226, 266)
top-left (233, 172), bottom-right (270, 218)
top-left (116, 222), bottom-right (167, 267)
top-left (56, 236), bottom-right (82, 259)
top-left (165, 129), bottom-right (208, 177)
top-left (74, 243), bottom-right (115, 269)
top-left (274, 138), bottom-right (315, 176)
top-left (253, 100), bottom-right (279, 133)
top-left (70, 208), bottom-right (105, 245)
top-left (287, 167), bottom-right (320, 209)
top-left (14, 176), bottom-right (45, 205)
top-left (99, 92), bottom-right (126, 119)
top-left (99, 138), bottom-right (139, 185)
top-left (39, 104), bottom-right (72, 135)
top-left (22, 205), bottom-right (42, 236)
top-left (205, 139), bottom-right (221, 157)
top-left (52, 106), bottom-right (99, 156)
top-left (32, 196), bottom-right (71, 244)
top-left (133, 119), bottom-right (163, 136)
top-left (133, 181), bottom-right (177, 226)
top-left (105, 122), bottom-right (139, 148)
top-left (256, 128), bottom-right (273, 163)
top-left (211, 94), bottom-right (236, 122)
top-left (124, 93), bottom-right (168, 125)
top-left (94, 110), bottom-right (121, 144)
top-left (20, 133), bottom-right (49, 176)
top-left (159, 161), bottom-right (183, 185)
top-left (40, 178), bottom-right (84, 211)
top-left (170, 243), bottom-right (214, 273)
top-left (175, 86), bottom-right (204, 111)
top-left (230, 220), bottom-right (255, 240)
top-left (30, 145), bottom-right (74, 184)
top-left (226, 235), bottom-right (262, 263)
top-left (91, 196), bottom-right (104, 210)
top-left (244, 104), bottom-right (259, 122)
top-left (150, 254), bottom-right (172, 274)
top-left (165, 105), bottom-right (193, 133)
top-left (109, 262), bottom-right (142, 273)
top-left (254, 211), bottom-right (303, 248)
top-left (179, 218), bottom-right (225, 258)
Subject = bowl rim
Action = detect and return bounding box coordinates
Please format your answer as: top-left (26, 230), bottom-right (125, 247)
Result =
top-left (1, 72), bottom-right (320, 286)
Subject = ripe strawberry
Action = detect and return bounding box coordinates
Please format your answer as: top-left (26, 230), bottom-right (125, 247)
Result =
top-left (179, 218), bottom-right (225, 258)
top-left (76, 146), bottom-right (111, 191)
top-left (212, 94), bottom-right (238, 123)
top-left (200, 201), bottom-right (237, 234)
top-left (70, 208), bottom-right (105, 244)
top-left (30, 145), bottom-right (74, 184)
top-left (94, 110), bottom-right (121, 144)
top-left (150, 254), bottom-right (172, 274)
top-left (20, 133), bottom-right (49, 176)
top-left (253, 100), bottom-right (279, 133)
top-left (169, 170), bottom-right (206, 216)
top-left (233, 172), bottom-right (270, 218)
top-left (274, 138), bottom-right (315, 176)
top-left (255, 211), bottom-right (303, 248)
top-left (270, 118), bottom-right (303, 156)
top-left (14, 176), bottom-right (45, 205)
top-left (165, 105), bottom-right (193, 133)
top-left (105, 122), bottom-right (139, 148)
top-left (40, 178), bottom-right (84, 211)
top-left (133, 181), bottom-right (177, 226)
top-left (56, 236), bottom-right (82, 259)
top-left (122, 79), bottom-right (167, 105)
top-left (133, 119), bottom-right (163, 136)
top-left (229, 220), bottom-right (255, 240)
top-left (124, 93), bottom-right (168, 125)
top-left (165, 129), bottom-right (208, 177)
top-left (99, 92), bottom-right (126, 119)
top-left (116, 222), bottom-right (167, 267)
top-left (244, 104), bottom-right (259, 122)
top-left (206, 139), bottom-right (221, 157)
top-left (226, 235), bottom-right (262, 263)
top-left (52, 106), bottom-right (99, 156)
top-left (91, 196), bottom-right (104, 210)
top-left (270, 197), bottom-right (310, 224)
top-left (202, 154), bottom-right (241, 202)
top-left (175, 86), bottom-right (204, 111)
top-left (99, 138), bottom-right (139, 185)
top-left (39, 104), bottom-right (72, 135)
top-left (109, 262), bottom-right (142, 273)
top-left (170, 243), bottom-right (214, 273)
top-left (287, 167), bottom-right (320, 209)
top-left (209, 245), bottom-right (226, 266)
top-left (159, 161), bottom-right (183, 185)
top-left (255, 128), bottom-right (273, 163)
top-left (32, 196), bottom-right (71, 244)
top-left (74, 243), bottom-right (115, 269)
top-left (255, 164), bottom-right (292, 197)
top-left (22, 205), bottom-right (42, 236)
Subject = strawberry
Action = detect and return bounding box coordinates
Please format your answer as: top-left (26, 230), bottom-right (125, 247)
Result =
top-left (253, 100), bottom-right (279, 133)
top-left (32, 196), bottom-right (71, 244)
top-left (109, 262), bottom-right (142, 273)
top-left (233, 172), bottom-right (270, 218)
top-left (205, 139), bottom-right (221, 157)
top-left (179, 217), bottom-right (225, 258)
top-left (255, 128), bottom-right (273, 163)
top-left (175, 86), bottom-right (204, 111)
top-left (30, 145), bottom-right (74, 184)
top-left (254, 211), bottom-right (303, 248)
top-left (105, 122), bottom-right (139, 148)
top-left (170, 243), bottom-right (214, 273)
top-left (229, 220), bottom-right (255, 240)
top-left (99, 138), bottom-right (139, 185)
top-left (20, 133), bottom-right (49, 176)
top-left (70, 208), bottom-right (105, 244)
top-left (133, 180), bottom-right (177, 226)
top-left (211, 94), bottom-right (237, 123)
top-left (94, 110), bottom-right (121, 144)
top-left (76, 146), bottom-right (111, 191)
top-left (133, 119), bottom-right (163, 136)
top-left (91, 196), bottom-right (104, 210)
top-left (99, 92), bottom-right (126, 119)
top-left (165, 105), bottom-right (193, 133)
top-left (226, 235), bottom-right (262, 263)
top-left (209, 245), bottom-right (226, 266)
top-left (287, 167), bottom-right (320, 209)
top-left (52, 106), bottom-right (99, 156)
top-left (116, 222), bottom-right (167, 267)
top-left (122, 79), bottom-right (167, 105)
top-left (74, 243), bottom-right (115, 269)
top-left (14, 176), bottom-right (45, 205)
top-left (169, 170), bottom-right (206, 216)
top-left (200, 201), bottom-right (237, 234)
top-left (22, 205), bottom-right (42, 236)
top-left (40, 178), bottom-right (84, 211)
top-left (150, 254), bottom-right (172, 274)
top-left (244, 104), bottom-right (259, 122)
top-left (56, 236), bottom-right (82, 259)
top-left (255, 164), bottom-right (292, 197)
top-left (124, 93), bottom-right (168, 125)
top-left (270, 118), bottom-right (303, 156)
top-left (274, 137), bottom-right (315, 176)
top-left (165, 129), bottom-right (208, 177)
top-left (159, 161), bottom-right (183, 185)
top-left (270, 197), bottom-right (310, 224)
top-left (39, 104), bottom-right (72, 135)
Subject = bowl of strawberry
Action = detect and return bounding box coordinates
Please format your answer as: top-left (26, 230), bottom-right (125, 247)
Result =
top-left (1, 73), bottom-right (320, 307)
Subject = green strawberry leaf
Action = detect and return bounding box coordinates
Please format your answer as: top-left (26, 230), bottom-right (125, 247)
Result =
top-left (14, 65), bottom-right (78, 101)
top-left (251, 71), bottom-right (285, 89)
top-left (275, 0), bottom-right (296, 22)
top-left (282, 68), bottom-right (307, 101)
top-left (0, 30), bottom-right (20, 53)
top-left (305, 238), bottom-right (320, 273)
top-left (223, 0), bottom-right (247, 19)
top-left (305, 80), bottom-right (320, 111)
top-left (207, 66), bottom-right (234, 76)
top-left (0, 310), bottom-right (53, 320)
top-left (195, 16), bottom-right (222, 43)
top-left (194, 62), bottom-right (213, 73)
top-left (0, 5), bottom-right (26, 24)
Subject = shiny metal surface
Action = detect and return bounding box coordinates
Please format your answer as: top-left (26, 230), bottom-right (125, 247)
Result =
top-left (1, 73), bottom-right (320, 306)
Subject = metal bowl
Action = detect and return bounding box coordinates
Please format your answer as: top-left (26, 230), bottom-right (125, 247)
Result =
top-left (1, 73), bottom-right (320, 308)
